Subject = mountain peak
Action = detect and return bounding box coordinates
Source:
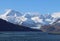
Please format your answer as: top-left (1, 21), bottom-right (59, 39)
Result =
top-left (3, 9), bottom-right (22, 16)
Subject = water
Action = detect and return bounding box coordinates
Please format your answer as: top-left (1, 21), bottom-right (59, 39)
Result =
top-left (0, 32), bottom-right (60, 41)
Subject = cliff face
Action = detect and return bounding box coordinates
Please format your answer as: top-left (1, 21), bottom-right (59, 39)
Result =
top-left (0, 19), bottom-right (42, 31)
top-left (40, 25), bottom-right (55, 32)
top-left (41, 24), bottom-right (60, 32)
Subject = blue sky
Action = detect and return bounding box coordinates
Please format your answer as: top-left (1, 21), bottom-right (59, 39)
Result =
top-left (0, 0), bottom-right (60, 14)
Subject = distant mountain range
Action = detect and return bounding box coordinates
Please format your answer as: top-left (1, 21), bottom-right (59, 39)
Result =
top-left (0, 9), bottom-right (60, 32)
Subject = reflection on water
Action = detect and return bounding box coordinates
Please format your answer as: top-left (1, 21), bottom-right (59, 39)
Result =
top-left (0, 32), bottom-right (60, 41)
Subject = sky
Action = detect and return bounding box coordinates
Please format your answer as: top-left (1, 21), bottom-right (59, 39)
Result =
top-left (0, 0), bottom-right (60, 14)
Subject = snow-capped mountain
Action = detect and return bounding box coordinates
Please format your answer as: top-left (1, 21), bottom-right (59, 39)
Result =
top-left (0, 9), bottom-right (60, 29)
top-left (0, 9), bottom-right (27, 24)
top-left (4, 9), bottom-right (22, 16)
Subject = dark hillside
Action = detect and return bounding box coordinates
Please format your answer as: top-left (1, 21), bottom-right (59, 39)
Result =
top-left (0, 19), bottom-right (42, 31)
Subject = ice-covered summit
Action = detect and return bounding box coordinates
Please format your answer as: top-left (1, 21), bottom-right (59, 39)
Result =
top-left (3, 9), bottom-right (22, 16)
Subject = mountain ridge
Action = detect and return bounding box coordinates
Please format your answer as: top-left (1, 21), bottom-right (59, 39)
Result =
top-left (0, 9), bottom-right (60, 30)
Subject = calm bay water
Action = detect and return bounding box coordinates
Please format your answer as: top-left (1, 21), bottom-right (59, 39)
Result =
top-left (0, 32), bottom-right (60, 41)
